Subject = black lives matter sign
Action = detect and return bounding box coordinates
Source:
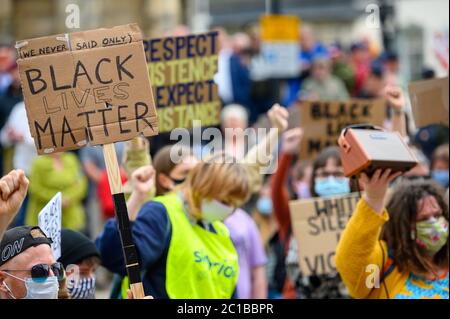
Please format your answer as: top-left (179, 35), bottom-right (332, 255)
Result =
top-left (299, 99), bottom-right (386, 160)
top-left (16, 24), bottom-right (158, 155)
top-left (289, 193), bottom-right (360, 276)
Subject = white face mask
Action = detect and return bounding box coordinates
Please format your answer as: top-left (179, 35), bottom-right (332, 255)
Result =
top-left (3, 272), bottom-right (59, 299)
top-left (201, 199), bottom-right (235, 222)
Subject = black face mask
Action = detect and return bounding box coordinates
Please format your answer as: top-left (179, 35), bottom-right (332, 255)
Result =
top-left (170, 177), bottom-right (185, 185)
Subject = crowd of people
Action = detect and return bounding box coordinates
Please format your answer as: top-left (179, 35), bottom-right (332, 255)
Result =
top-left (0, 22), bottom-right (448, 300)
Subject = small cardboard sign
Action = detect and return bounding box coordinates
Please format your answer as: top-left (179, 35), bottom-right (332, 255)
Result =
top-left (408, 76), bottom-right (449, 128)
top-left (289, 193), bottom-right (360, 276)
top-left (38, 192), bottom-right (62, 260)
top-left (145, 32), bottom-right (220, 133)
top-left (299, 99), bottom-right (386, 160)
top-left (16, 24), bottom-right (158, 155)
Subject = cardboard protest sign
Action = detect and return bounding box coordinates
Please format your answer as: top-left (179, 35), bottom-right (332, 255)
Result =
top-left (145, 32), bottom-right (220, 133)
top-left (38, 192), bottom-right (62, 260)
top-left (16, 23), bottom-right (158, 155)
top-left (408, 77), bottom-right (449, 128)
top-left (299, 99), bottom-right (386, 160)
top-left (289, 193), bottom-right (360, 276)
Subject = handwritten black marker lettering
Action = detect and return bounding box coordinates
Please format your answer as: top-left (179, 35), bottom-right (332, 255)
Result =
top-left (71, 89), bottom-right (90, 109)
top-left (61, 116), bottom-right (76, 147)
top-left (117, 105), bottom-right (131, 134)
top-left (42, 96), bottom-right (61, 114)
top-left (98, 107), bottom-right (113, 137)
top-left (134, 102), bottom-right (154, 132)
top-left (25, 69), bottom-right (47, 95)
top-left (113, 82), bottom-right (130, 100)
top-left (95, 58), bottom-right (113, 84)
top-left (72, 60), bottom-right (94, 88)
top-left (50, 65), bottom-right (71, 91)
top-left (77, 111), bottom-right (95, 142)
top-left (116, 55), bottom-right (134, 80)
top-left (35, 118), bottom-right (56, 150)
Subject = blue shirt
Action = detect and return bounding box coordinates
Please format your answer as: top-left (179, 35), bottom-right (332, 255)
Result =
top-left (96, 201), bottom-right (172, 298)
top-left (95, 199), bottom-right (237, 299)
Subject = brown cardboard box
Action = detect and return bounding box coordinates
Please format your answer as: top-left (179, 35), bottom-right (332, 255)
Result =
top-left (338, 127), bottom-right (418, 177)
top-left (408, 76), bottom-right (449, 128)
top-left (17, 23), bottom-right (158, 155)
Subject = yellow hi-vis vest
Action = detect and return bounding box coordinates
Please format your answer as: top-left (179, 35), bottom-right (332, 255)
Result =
top-left (121, 192), bottom-right (239, 299)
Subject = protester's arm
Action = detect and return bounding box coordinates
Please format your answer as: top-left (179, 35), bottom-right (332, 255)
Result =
top-left (95, 201), bottom-right (170, 275)
top-left (242, 104), bottom-right (288, 172)
top-left (126, 165), bottom-right (155, 221)
top-left (251, 266), bottom-right (268, 299)
top-left (247, 215), bottom-right (268, 299)
top-left (335, 169), bottom-right (402, 298)
top-left (0, 170), bottom-right (29, 239)
top-left (271, 128), bottom-right (303, 244)
top-left (271, 153), bottom-right (293, 244)
top-left (384, 86), bottom-right (407, 138)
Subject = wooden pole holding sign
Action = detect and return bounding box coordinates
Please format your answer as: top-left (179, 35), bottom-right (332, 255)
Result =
top-left (103, 143), bottom-right (145, 299)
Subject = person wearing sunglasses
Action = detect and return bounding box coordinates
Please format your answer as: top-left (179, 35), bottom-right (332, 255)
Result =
top-left (0, 225), bottom-right (64, 299)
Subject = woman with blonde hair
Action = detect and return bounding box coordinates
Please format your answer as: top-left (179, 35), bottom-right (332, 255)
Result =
top-left (96, 152), bottom-right (250, 299)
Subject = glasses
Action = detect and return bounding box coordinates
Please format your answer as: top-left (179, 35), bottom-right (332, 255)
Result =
top-left (3, 262), bottom-right (65, 283)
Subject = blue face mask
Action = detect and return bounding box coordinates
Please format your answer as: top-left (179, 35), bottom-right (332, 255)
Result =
top-left (256, 196), bottom-right (273, 216)
top-left (314, 176), bottom-right (350, 197)
top-left (431, 169), bottom-right (449, 188)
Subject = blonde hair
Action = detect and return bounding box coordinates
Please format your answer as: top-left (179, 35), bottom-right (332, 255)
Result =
top-left (181, 152), bottom-right (250, 220)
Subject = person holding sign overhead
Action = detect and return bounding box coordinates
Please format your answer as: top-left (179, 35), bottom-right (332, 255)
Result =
top-left (274, 143), bottom-right (352, 298)
top-left (336, 170), bottom-right (449, 299)
top-left (106, 103), bottom-right (287, 299)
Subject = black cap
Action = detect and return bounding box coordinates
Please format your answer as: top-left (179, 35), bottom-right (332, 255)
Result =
top-left (0, 226), bottom-right (52, 267)
top-left (58, 229), bottom-right (100, 268)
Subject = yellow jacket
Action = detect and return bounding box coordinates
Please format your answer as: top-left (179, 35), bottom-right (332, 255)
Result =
top-left (335, 198), bottom-right (409, 299)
